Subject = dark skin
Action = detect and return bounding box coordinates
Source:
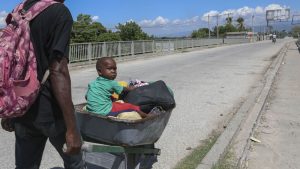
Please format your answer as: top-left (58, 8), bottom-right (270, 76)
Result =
top-left (97, 58), bottom-right (148, 118)
top-left (49, 57), bottom-right (82, 155)
top-left (1, 57), bottom-right (82, 155)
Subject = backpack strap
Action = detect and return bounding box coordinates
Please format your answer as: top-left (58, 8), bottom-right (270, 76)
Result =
top-left (8, 0), bottom-right (59, 24)
top-left (23, 0), bottom-right (60, 21)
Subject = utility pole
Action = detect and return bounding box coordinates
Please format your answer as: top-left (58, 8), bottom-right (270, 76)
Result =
top-left (208, 15), bottom-right (211, 38)
top-left (251, 15), bottom-right (254, 34)
top-left (251, 15), bottom-right (254, 42)
top-left (216, 14), bottom-right (219, 39)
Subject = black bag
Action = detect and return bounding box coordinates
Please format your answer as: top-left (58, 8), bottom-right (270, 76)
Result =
top-left (124, 80), bottom-right (176, 113)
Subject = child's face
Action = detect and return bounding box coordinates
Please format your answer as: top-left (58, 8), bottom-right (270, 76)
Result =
top-left (98, 59), bottom-right (117, 80)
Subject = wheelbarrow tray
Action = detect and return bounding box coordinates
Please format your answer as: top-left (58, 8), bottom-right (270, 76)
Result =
top-left (75, 103), bottom-right (172, 146)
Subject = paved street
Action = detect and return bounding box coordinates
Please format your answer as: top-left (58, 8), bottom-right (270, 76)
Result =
top-left (246, 42), bottom-right (300, 169)
top-left (0, 39), bottom-right (291, 169)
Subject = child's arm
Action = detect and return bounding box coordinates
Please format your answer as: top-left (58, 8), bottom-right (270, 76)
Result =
top-left (118, 86), bottom-right (135, 100)
top-left (123, 85), bottom-right (135, 92)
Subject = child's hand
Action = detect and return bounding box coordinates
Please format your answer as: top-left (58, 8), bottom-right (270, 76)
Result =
top-left (125, 86), bottom-right (135, 91)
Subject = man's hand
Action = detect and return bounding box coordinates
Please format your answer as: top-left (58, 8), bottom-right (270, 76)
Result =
top-left (64, 129), bottom-right (82, 155)
top-left (1, 118), bottom-right (14, 132)
top-left (49, 57), bottom-right (82, 155)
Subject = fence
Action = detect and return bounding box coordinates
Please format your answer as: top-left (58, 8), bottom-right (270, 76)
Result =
top-left (69, 38), bottom-right (250, 63)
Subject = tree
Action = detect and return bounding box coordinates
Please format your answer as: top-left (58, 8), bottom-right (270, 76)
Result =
top-left (97, 32), bottom-right (121, 42)
top-left (191, 28), bottom-right (209, 38)
top-left (236, 17), bottom-right (246, 32)
top-left (116, 21), bottom-right (150, 41)
top-left (71, 14), bottom-right (152, 43)
top-left (224, 17), bottom-right (237, 33)
top-left (77, 14), bottom-right (93, 25)
top-left (71, 14), bottom-right (108, 43)
top-left (213, 25), bottom-right (226, 37)
top-left (226, 17), bottom-right (233, 25)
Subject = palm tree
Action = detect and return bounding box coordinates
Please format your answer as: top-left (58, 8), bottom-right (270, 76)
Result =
top-left (236, 17), bottom-right (245, 31)
top-left (226, 17), bottom-right (233, 25)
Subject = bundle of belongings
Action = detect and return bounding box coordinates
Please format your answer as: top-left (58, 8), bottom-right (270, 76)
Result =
top-left (111, 80), bottom-right (176, 120)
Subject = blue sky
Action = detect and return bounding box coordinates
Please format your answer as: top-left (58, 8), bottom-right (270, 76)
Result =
top-left (1, 0), bottom-right (299, 36)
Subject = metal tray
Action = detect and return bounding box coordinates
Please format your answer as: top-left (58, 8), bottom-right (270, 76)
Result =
top-left (75, 104), bottom-right (172, 146)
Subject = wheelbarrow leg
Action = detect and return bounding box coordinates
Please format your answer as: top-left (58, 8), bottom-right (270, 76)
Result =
top-left (124, 153), bottom-right (136, 169)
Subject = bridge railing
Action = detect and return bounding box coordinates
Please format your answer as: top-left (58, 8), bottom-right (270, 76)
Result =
top-left (69, 38), bottom-right (251, 63)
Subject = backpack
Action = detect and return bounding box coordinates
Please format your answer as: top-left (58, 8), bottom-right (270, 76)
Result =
top-left (0, 0), bottom-right (58, 118)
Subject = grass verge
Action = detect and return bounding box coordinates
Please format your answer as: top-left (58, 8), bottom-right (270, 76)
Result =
top-left (211, 149), bottom-right (235, 169)
top-left (174, 131), bottom-right (221, 169)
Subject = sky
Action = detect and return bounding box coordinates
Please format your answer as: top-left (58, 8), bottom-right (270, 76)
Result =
top-left (1, 0), bottom-right (300, 36)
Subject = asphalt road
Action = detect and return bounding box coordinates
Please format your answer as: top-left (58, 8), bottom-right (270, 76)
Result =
top-left (0, 39), bottom-right (290, 169)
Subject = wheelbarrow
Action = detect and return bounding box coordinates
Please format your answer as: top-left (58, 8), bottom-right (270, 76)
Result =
top-left (75, 103), bottom-right (173, 169)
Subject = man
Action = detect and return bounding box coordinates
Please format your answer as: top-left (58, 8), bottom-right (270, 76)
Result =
top-left (1, 0), bottom-right (84, 168)
top-left (271, 34), bottom-right (277, 43)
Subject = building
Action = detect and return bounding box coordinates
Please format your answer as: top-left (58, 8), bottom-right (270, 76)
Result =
top-left (225, 32), bottom-right (258, 39)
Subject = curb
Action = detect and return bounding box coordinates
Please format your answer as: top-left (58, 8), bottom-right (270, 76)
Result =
top-left (233, 44), bottom-right (289, 169)
top-left (196, 43), bottom-right (290, 169)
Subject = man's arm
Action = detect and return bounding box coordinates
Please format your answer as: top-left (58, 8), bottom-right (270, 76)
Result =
top-left (49, 56), bottom-right (82, 155)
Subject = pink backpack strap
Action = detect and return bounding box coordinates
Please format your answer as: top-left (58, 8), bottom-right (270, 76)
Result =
top-left (14, 0), bottom-right (59, 22)
top-left (25, 0), bottom-right (60, 21)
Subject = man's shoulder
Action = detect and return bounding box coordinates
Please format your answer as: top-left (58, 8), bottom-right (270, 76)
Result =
top-left (46, 3), bottom-right (72, 20)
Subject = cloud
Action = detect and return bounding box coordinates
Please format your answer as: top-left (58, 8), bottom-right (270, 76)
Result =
top-left (140, 3), bottom-right (293, 36)
top-left (200, 4), bottom-right (291, 26)
top-left (0, 11), bottom-right (8, 28)
top-left (91, 15), bottom-right (99, 22)
top-left (265, 4), bottom-right (287, 10)
top-left (139, 16), bottom-right (170, 27)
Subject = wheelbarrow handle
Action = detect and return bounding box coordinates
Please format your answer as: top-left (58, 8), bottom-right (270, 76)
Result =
top-left (62, 143), bottom-right (92, 153)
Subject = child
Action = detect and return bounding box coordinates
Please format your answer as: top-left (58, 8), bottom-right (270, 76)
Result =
top-left (85, 57), bottom-right (148, 118)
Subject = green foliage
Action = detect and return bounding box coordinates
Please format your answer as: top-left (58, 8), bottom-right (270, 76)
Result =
top-left (77, 14), bottom-right (93, 25)
top-left (71, 15), bottom-right (151, 43)
top-left (174, 131), bottom-right (220, 169)
top-left (116, 21), bottom-right (150, 41)
top-left (213, 25), bottom-right (227, 37)
top-left (224, 17), bottom-right (237, 33)
top-left (96, 32), bottom-right (121, 42)
top-left (191, 28), bottom-right (209, 38)
top-left (236, 17), bottom-right (246, 32)
top-left (71, 14), bottom-right (108, 43)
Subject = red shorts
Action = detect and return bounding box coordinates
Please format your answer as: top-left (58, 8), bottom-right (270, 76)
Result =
top-left (107, 102), bottom-right (141, 116)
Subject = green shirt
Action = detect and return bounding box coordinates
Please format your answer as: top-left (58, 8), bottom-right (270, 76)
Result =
top-left (86, 77), bottom-right (124, 115)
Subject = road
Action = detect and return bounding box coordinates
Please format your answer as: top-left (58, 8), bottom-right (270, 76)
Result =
top-left (0, 39), bottom-right (290, 169)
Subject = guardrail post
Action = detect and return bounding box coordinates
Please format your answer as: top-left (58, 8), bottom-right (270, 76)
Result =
top-left (118, 42), bottom-right (121, 57)
top-left (142, 41), bottom-right (145, 54)
top-left (192, 39), bottom-right (194, 48)
top-left (102, 42), bottom-right (107, 57)
top-left (168, 40), bottom-right (171, 52)
top-left (131, 41), bottom-right (134, 56)
top-left (88, 43), bottom-right (92, 63)
top-left (152, 40), bottom-right (155, 53)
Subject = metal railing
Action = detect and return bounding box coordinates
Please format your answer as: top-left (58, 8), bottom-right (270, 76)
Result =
top-left (69, 38), bottom-right (251, 63)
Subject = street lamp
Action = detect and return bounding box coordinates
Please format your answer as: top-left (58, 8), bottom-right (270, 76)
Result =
top-left (251, 15), bottom-right (254, 41)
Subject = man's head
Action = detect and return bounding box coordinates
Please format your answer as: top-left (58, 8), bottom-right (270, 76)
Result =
top-left (96, 57), bottom-right (117, 80)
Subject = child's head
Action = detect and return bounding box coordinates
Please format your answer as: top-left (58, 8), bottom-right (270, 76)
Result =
top-left (96, 57), bottom-right (117, 80)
